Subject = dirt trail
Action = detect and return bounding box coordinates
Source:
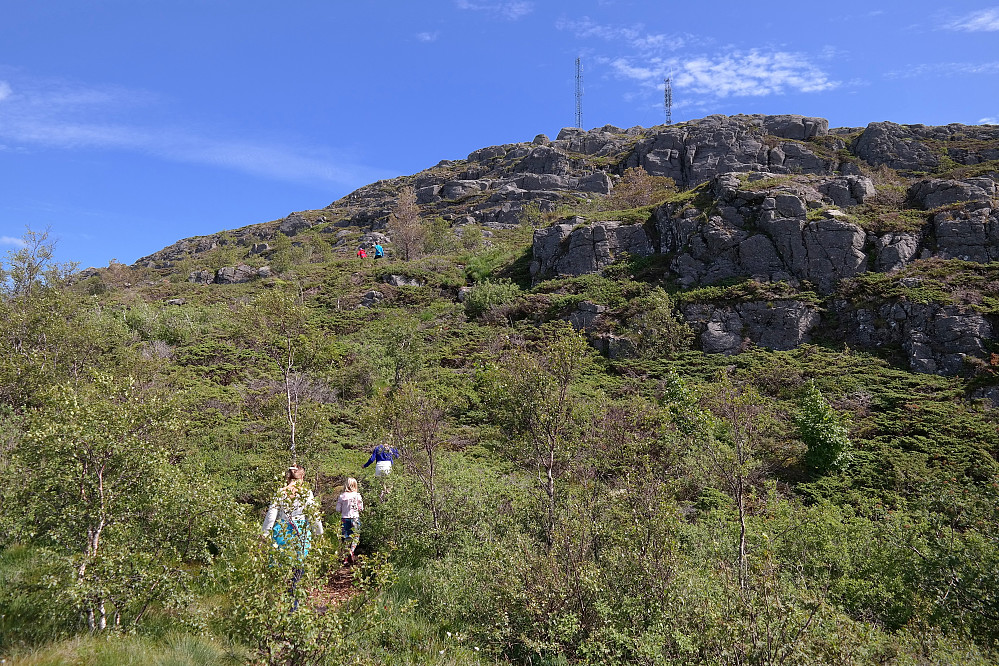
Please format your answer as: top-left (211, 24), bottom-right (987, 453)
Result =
top-left (309, 564), bottom-right (359, 611)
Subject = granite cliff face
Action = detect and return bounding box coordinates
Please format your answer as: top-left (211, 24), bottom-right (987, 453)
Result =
top-left (131, 113), bottom-right (999, 377)
top-left (521, 117), bottom-right (998, 376)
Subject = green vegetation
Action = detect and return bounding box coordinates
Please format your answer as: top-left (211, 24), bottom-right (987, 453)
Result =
top-left (839, 259), bottom-right (999, 313)
top-left (2, 209), bottom-right (998, 666)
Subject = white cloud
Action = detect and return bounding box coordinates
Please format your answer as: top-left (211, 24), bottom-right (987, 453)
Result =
top-left (455, 0), bottom-right (533, 20)
top-left (556, 16), bottom-right (687, 52)
top-left (416, 31), bottom-right (439, 42)
top-left (0, 81), bottom-right (11, 102)
top-left (980, 117), bottom-right (999, 125)
top-left (609, 50), bottom-right (837, 98)
top-left (562, 18), bottom-right (835, 107)
top-left (945, 7), bottom-right (999, 32)
top-left (675, 51), bottom-right (838, 97)
top-left (0, 76), bottom-right (393, 189)
top-left (1, 236), bottom-right (27, 248)
top-left (609, 58), bottom-right (660, 81)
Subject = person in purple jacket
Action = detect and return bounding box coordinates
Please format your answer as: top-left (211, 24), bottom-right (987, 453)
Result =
top-left (363, 443), bottom-right (400, 477)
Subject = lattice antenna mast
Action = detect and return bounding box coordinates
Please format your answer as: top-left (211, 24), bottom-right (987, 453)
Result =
top-left (664, 69), bottom-right (673, 126)
top-left (575, 57), bottom-right (583, 129)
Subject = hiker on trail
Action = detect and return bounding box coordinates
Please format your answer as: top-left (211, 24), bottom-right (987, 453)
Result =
top-left (261, 465), bottom-right (324, 609)
top-left (336, 477), bottom-right (364, 564)
top-left (363, 443), bottom-right (400, 477)
top-left (261, 465), bottom-right (324, 555)
top-left (373, 243), bottom-right (384, 259)
top-left (356, 246), bottom-right (368, 258)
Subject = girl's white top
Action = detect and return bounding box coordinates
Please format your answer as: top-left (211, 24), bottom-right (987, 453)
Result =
top-left (336, 491), bottom-right (364, 519)
top-left (261, 485), bottom-right (324, 536)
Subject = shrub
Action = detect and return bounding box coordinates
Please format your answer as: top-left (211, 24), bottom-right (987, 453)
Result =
top-left (622, 288), bottom-right (693, 359)
top-left (463, 279), bottom-right (521, 319)
top-left (797, 381), bottom-right (851, 474)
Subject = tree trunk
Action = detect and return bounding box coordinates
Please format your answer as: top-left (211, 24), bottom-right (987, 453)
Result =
top-left (737, 477), bottom-right (747, 590)
top-left (284, 338), bottom-right (297, 462)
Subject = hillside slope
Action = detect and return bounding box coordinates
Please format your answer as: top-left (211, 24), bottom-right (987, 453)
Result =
top-left (130, 113), bottom-right (999, 389)
top-left (4, 114), bottom-right (996, 664)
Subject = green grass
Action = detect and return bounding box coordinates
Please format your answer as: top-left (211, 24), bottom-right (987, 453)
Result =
top-left (677, 278), bottom-right (822, 305)
top-left (838, 259), bottom-right (999, 313)
top-left (5, 633), bottom-right (248, 666)
top-left (577, 204), bottom-right (656, 226)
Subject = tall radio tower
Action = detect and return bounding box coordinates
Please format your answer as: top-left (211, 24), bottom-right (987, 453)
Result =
top-left (575, 57), bottom-right (583, 129)
top-left (664, 69), bottom-right (673, 126)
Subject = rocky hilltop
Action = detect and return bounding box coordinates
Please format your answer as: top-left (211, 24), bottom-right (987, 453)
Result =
top-left (132, 113), bottom-right (999, 383)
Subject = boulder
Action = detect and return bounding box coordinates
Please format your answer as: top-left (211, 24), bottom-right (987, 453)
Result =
top-left (908, 178), bottom-right (995, 210)
top-left (567, 300), bottom-right (607, 331)
top-left (359, 232), bottom-right (390, 246)
top-left (384, 274), bottom-right (425, 287)
top-left (818, 176), bottom-right (877, 207)
top-left (215, 264), bottom-right (258, 284)
top-left (589, 333), bottom-right (636, 359)
top-left (801, 218), bottom-right (868, 292)
top-left (853, 122), bottom-right (940, 172)
top-left (517, 146), bottom-right (572, 176)
top-left (416, 185), bottom-right (442, 204)
top-left (762, 114), bottom-right (829, 140)
top-left (188, 270), bottom-right (213, 284)
top-left (874, 232), bottom-right (921, 271)
top-left (279, 212), bottom-right (313, 236)
top-left (358, 290), bottom-right (384, 308)
top-left (441, 180), bottom-right (488, 200)
top-left (573, 172), bottom-right (613, 194)
top-left (519, 174), bottom-right (569, 191)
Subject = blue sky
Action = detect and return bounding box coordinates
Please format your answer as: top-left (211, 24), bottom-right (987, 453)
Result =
top-left (1, 1), bottom-right (997, 269)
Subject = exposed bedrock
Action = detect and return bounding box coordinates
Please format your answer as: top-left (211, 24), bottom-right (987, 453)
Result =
top-left (832, 301), bottom-right (995, 376)
top-left (530, 218), bottom-right (654, 278)
top-left (681, 301), bottom-right (822, 355)
top-left (620, 114), bottom-right (834, 189)
top-left (677, 297), bottom-right (994, 377)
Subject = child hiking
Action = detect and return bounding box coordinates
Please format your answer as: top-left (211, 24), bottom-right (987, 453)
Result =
top-left (336, 477), bottom-right (364, 564)
top-left (363, 443), bottom-right (400, 477)
top-left (261, 465), bottom-right (324, 609)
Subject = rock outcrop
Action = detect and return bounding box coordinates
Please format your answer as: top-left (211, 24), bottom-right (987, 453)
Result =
top-left (833, 300), bottom-right (995, 375)
top-left (188, 265), bottom-right (271, 285)
top-left (623, 114), bottom-right (834, 188)
top-left (682, 301), bottom-right (822, 354)
top-left (531, 218), bottom-right (654, 278)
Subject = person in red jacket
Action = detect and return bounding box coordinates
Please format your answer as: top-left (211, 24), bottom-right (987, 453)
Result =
top-left (356, 246), bottom-right (368, 259)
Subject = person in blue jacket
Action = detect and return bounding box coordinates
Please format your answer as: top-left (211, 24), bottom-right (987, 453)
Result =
top-left (373, 243), bottom-right (385, 259)
top-left (363, 443), bottom-right (399, 476)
